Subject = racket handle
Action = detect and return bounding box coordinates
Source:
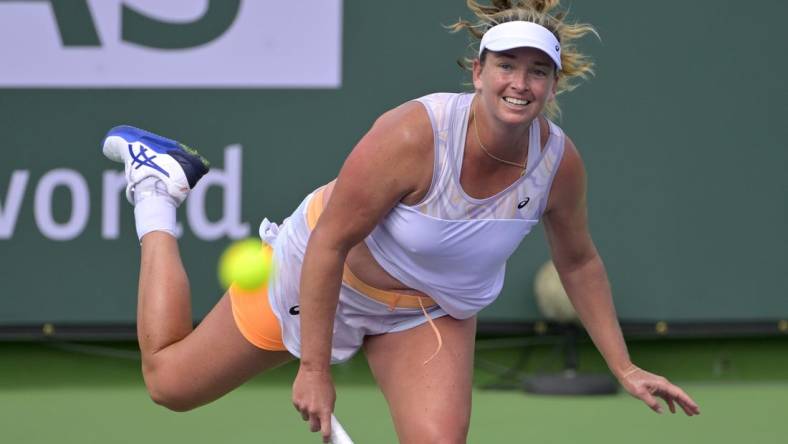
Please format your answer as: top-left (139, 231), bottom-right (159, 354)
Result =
top-left (330, 414), bottom-right (354, 444)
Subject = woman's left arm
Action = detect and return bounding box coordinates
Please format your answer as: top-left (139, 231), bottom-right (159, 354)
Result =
top-left (542, 137), bottom-right (700, 416)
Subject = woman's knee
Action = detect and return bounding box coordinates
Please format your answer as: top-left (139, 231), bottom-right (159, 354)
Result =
top-left (397, 414), bottom-right (470, 444)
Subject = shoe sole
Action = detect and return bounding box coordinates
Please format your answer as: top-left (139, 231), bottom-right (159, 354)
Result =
top-left (102, 125), bottom-right (186, 163)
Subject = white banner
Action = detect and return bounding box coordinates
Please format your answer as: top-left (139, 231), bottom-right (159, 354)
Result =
top-left (0, 0), bottom-right (342, 88)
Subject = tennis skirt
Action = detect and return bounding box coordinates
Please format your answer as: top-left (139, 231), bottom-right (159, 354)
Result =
top-left (230, 186), bottom-right (448, 363)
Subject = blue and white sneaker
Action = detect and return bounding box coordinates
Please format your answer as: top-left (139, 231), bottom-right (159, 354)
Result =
top-left (102, 125), bottom-right (210, 205)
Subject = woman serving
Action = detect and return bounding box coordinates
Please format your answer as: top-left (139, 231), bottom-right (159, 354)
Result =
top-left (102, 1), bottom-right (700, 442)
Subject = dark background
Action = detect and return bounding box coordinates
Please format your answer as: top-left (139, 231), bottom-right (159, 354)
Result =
top-left (1, 0), bottom-right (786, 332)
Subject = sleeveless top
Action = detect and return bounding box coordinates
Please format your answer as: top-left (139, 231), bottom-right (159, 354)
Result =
top-left (364, 92), bottom-right (566, 319)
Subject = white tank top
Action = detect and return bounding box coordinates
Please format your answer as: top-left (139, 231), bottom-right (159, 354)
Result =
top-left (364, 92), bottom-right (566, 319)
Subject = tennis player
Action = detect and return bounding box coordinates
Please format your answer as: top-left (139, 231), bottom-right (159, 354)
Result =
top-left (103, 0), bottom-right (700, 442)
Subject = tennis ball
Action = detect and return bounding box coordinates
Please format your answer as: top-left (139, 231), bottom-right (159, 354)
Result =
top-left (533, 260), bottom-right (577, 323)
top-left (218, 238), bottom-right (273, 291)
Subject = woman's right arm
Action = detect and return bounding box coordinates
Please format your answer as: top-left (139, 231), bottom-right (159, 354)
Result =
top-left (292, 101), bottom-right (434, 442)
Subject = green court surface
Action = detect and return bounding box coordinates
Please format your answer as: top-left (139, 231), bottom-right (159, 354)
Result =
top-left (1, 337), bottom-right (786, 443)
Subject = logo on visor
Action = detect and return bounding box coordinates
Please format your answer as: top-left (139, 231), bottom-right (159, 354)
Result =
top-left (555, 44), bottom-right (560, 52)
top-left (518, 198), bottom-right (531, 209)
top-left (288, 305), bottom-right (300, 316)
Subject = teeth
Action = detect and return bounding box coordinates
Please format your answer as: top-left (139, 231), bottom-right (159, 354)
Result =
top-left (504, 97), bottom-right (529, 105)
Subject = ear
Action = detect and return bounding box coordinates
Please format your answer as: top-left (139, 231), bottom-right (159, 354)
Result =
top-left (549, 74), bottom-right (559, 100)
top-left (472, 59), bottom-right (483, 91)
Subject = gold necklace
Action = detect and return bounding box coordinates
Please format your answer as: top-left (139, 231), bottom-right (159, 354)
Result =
top-left (472, 103), bottom-right (527, 175)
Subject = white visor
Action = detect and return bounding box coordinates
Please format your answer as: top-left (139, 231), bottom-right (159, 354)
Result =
top-left (479, 21), bottom-right (562, 71)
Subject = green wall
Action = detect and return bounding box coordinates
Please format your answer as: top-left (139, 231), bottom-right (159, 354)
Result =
top-left (1, 1), bottom-right (786, 328)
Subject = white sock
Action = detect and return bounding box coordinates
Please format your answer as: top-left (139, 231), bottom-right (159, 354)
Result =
top-left (133, 177), bottom-right (177, 240)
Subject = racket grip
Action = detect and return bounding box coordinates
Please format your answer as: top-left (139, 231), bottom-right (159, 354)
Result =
top-left (330, 414), bottom-right (354, 444)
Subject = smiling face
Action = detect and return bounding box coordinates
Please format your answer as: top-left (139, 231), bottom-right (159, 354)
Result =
top-left (472, 47), bottom-right (558, 128)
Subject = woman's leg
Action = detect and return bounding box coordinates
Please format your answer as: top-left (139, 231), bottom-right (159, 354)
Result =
top-left (363, 315), bottom-right (477, 444)
top-left (102, 127), bottom-right (293, 411)
top-left (137, 232), bottom-right (293, 412)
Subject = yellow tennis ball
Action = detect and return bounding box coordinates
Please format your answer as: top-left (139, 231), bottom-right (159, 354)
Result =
top-left (218, 239), bottom-right (273, 291)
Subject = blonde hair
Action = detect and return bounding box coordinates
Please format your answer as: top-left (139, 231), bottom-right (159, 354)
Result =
top-left (449, 0), bottom-right (598, 119)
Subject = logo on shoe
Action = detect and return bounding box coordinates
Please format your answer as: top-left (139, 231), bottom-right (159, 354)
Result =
top-left (129, 144), bottom-right (169, 177)
top-left (288, 305), bottom-right (300, 316)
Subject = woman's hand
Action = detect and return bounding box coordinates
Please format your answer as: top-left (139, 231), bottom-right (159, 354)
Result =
top-left (292, 365), bottom-right (336, 443)
top-left (618, 365), bottom-right (701, 416)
